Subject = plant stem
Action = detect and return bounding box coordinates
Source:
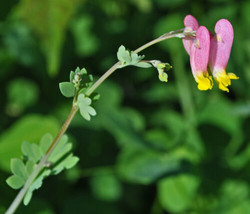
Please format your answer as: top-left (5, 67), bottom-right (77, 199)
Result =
top-left (86, 29), bottom-right (189, 96)
top-left (5, 105), bottom-right (78, 214)
top-left (6, 28), bottom-right (188, 214)
top-left (134, 28), bottom-right (184, 54)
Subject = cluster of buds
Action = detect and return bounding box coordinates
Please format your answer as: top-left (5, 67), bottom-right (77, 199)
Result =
top-left (182, 15), bottom-right (239, 92)
top-left (72, 71), bottom-right (82, 89)
top-left (151, 60), bottom-right (172, 83)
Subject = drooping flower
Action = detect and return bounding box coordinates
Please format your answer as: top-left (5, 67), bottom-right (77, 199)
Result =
top-left (190, 26), bottom-right (213, 90)
top-left (182, 15), bottom-right (199, 55)
top-left (208, 19), bottom-right (239, 92)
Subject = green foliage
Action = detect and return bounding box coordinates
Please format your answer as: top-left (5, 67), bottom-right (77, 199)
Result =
top-left (14, 0), bottom-right (83, 77)
top-left (6, 78), bottom-right (39, 116)
top-left (59, 82), bottom-right (75, 98)
top-left (158, 174), bottom-right (199, 212)
top-left (151, 61), bottom-right (172, 82)
top-left (0, 115), bottom-right (60, 172)
top-left (71, 15), bottom-right (99, 57)
top-left (6, 133), bottom-right (79, 205)
top-left (78, 94), bottom-right (96, 121)
top-left (59, 67), bottom-right (94, 98)
top-left (90, 170), bottom-right (122, 202)
top-left (117, 45), bottom-right (152, 68)
top-left (117, 148), bottom-right (181, 184)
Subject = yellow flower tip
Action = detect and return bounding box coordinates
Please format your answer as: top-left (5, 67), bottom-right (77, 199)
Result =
top-left (228, 73), bottom-right (239, 80)
top-left (213, 70), bottom-right (238, 92)
top-left (218, 82), bottom-right (229, 92)
top-left (196, 73), bottom-right (213, 91)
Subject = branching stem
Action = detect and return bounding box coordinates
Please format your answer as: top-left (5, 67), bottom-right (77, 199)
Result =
top-left (6, 28), bottom-right (190, 214)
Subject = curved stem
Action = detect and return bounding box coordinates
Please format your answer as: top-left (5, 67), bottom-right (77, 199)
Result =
top-left (86, 29), bottom-right (187, 96)
top-left (6, 28), bottom-right (187, 214)
top-left (5, 105), bottom-right (78, 214)
top-left (134, 29), bottom-right (184, 53)
top-left (85, 62), bottom-right (121, 96)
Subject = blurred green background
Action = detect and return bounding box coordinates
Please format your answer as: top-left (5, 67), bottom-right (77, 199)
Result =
top-left (1, 0), bottom-right (250, 213)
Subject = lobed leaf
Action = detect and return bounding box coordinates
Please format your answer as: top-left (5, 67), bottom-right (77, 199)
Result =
top-left (78, 94), bottom-right (97, 121)
top-left (6, 133), bottom-right (79, 206)
top-left (21, 141), bottom-right (43, 163)
top-left (117, 45), bottom-right (149, 68)
top-left (11, 159), bottom-right (27, 180)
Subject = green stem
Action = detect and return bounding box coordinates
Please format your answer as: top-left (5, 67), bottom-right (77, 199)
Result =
top-left (5, 105), bottom-right (78, 214)
top-left (86, 29), bottom-right (189, 96)
top-left (6, 28), bottom-right (188, 214)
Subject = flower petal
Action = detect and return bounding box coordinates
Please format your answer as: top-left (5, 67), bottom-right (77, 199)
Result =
top-left (209, 19), bottom-right (234, 71)
top-left (209, 19), bottom-right (238, 92)
top-left (190, 26), bottom-right (213, 90)
top-left (182, 15), bottom-right (199, 55)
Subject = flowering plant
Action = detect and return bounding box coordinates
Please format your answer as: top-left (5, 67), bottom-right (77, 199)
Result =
top-left (4, 14), bottom-right (239, 214)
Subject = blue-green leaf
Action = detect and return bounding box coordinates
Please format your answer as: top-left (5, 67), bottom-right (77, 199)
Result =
top-left (59, 82), bottom-right (75, 98)
top-left (48, 135), bottom-right (71, 163)
top-left (78, 94), bottom-right (96, 121)
top-left (117, 45), bottom-right (147, 68)
top-left (39, 133), bottom-right (53, 154)
top-left (52, 154), bottom-right (79, 175)
top-left (135, 62), bottom-right (152, 68)
top-left (23, 169), bottom-right (51, 205)
top-left (26, 160), bottom-right (35, 176)
top-left (21, 141), bottom-right (43, 163)
top-left (6, 175), bottom-right (25, 189)
top-left (0, 115), bottom-right (60, 172)
top-left (11, 159), bottom-right (27, 180)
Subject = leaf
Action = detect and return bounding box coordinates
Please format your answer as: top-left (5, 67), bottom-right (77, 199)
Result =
top-left (52, 154), bottom-right (79, 175)
top-left (102, 109), bottom-right (148, 149)
top-left (71, 15), bottom-right (99, 57)
top-left (90, 171), bottom-right (122, 201)
top-left (134, 62), bottom-right (152, 68)
top-left (78, 94), bottom-right (96, 121)
top-left (0, 115), bottom-right (60, 172)
top-left (59, 82), bottom-right (75, 98)
top-left (26, 160), bottom-right (35, 176)
top-left (158, 174), bottom-right (199, 213)
top-left (117, 45), bottom-right (146, 68)
top-left (6, 78), bottom-right (39, 116)
top-left (6, 175), bottom-right (25, 189)
top-left (198, 95), bottom-right (241, 135)
top-left (48, 135), bottom-right (72, 163)
top-left (117, 45), bottom-right (131, 64)
top-left (117, 148), bottom-right (181, 184)
top-left (21, 141), bottom-right (43, 163)
top-left (39, 133), bottom-right (53, 154)
top-left (23, 169), bottom-right (51, 205)
top-left (11, 159), bottom-right (27, 180)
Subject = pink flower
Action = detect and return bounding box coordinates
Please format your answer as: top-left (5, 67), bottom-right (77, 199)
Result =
top-left (182, 15), bottom-right (199, 55)
top-left (190, 26), bottom-right (213, 90)
top-left (208, 19), bottom-right (239, 92)
top-left (182, 15), bottom-right (238, 92)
